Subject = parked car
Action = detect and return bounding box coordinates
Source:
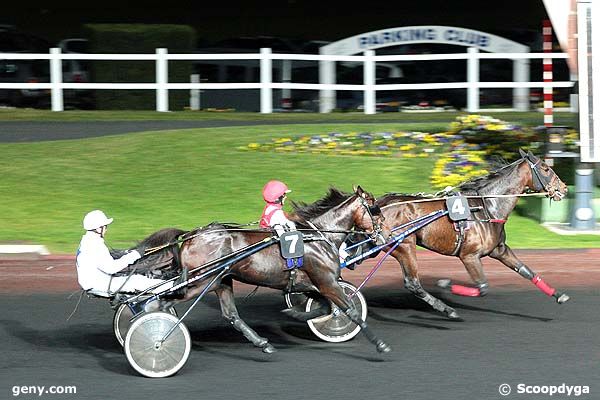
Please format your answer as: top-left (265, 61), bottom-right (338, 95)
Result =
top-left (0, 25), bottom-right (51, 107)
top-left (58, 38), bottom-right (93, 109)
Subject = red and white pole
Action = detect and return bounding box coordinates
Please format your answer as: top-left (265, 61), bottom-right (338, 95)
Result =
top-left (543, 19), bottom-right (553, 127)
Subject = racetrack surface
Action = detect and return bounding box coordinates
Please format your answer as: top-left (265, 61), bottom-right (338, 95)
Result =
top-left (1, 250), bottom-right (598, 400)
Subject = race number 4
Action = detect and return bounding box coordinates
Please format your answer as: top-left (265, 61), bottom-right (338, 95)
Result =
top-left (446, 195), bottom-right (471, 221)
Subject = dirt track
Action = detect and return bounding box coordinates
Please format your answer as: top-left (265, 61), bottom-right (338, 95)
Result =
top-left (2, 248), bottom-right (598, 294)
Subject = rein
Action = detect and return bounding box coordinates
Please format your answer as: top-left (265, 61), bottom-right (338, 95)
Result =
top-left (142, 226), bottom-right (368, 256)
top-left (381, 192), bottom-right (550, 209)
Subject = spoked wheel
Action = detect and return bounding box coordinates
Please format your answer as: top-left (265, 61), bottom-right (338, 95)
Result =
top-left (306, 281), bottom-right (367, 343)
top-left (284, 292), bottom-right (308, 309)
top-left (113, 301), bottom-right (177, 347)
top-left (124, 312), bottom-right (191, 378)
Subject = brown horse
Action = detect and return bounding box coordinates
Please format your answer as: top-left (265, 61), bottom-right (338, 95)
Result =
top-left (375, 150), bottom-right (569, 319)
top-left (161, 186), bottom-right (391, 353)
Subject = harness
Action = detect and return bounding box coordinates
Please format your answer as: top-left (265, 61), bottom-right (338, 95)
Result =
top-left (526, 157), bottom-right (550, 192)
top-left (445, 193), bottom-right (507, 256)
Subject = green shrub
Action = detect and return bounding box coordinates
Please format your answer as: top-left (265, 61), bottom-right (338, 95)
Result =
top-left (83, 24), bottom-right (196, 110)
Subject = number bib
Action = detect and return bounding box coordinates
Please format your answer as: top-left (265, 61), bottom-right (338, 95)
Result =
top-left (446, 195), bottom-right (471, 221)
top-left (279, 231), bottom-right (305, 259)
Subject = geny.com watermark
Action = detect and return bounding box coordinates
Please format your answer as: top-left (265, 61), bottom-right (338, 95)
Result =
top-left (498, 383), bottom-right (591, 397)
top-left (11, 385), bottom-right (77, 397)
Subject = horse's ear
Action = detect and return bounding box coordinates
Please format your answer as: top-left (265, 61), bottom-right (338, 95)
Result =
top-left (527, 150), bottom-right (537, 160)
top-left (519, 148), bottom-right (527, 158)
top-left (352, 184), bottom-right (358, 192)
top-left (355, 185), bottom-right (364, 196)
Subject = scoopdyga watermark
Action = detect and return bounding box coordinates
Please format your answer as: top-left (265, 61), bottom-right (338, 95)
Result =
top-left (498, 383), bottom-right (591, 397)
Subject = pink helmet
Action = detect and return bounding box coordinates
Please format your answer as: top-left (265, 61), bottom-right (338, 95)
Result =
top-left (262, 180), bottom-right (291, 203)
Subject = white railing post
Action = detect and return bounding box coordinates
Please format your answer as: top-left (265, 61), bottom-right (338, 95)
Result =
top-left (467, 47), bottom-right (480, 112)
top-left (50, 48), bottom-right (63, 112)
top-left (156, 48), bottom-right (169, 112)
top-left (363, 50), bottom-right (376, 115)
top-left (190, 73), bottom-right (200, 110)
top-left (260, 48), bottom-right (273, 113)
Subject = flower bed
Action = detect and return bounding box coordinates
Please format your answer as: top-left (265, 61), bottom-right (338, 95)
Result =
top-left (239, 131), bottom-right (454, 158)
top-left (239, 114), bottom-right (580, 190)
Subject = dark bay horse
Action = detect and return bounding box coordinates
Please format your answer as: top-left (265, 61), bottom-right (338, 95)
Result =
top-left (375, 150), bottom-right (569, 319)
top-left (156, 186), bottom-right (391, 354)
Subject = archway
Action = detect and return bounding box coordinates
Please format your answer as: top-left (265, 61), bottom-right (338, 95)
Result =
top-left (317, 26), bottom-right (530, 112)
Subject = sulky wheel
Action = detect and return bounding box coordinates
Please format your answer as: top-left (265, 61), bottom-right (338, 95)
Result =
top-left (305, 280), bottom-right (367, 343)
top-left (124, 312), bottom-right (191, 378)
top-left (113, 301), bottom-right (177, 347)
top-left (284, 292), bottom-right (308, 309)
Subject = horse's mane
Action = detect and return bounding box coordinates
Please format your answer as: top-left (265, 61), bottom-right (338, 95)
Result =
top-left (457, 158), bottom-right (522, 194)
top-left (376, 158), bottom-right (524, 205)
top-left (290, 187), bottom-right (352, 221)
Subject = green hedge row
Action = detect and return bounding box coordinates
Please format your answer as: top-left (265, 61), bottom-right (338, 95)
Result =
top-left (83, 24), bottom-right (196, 110)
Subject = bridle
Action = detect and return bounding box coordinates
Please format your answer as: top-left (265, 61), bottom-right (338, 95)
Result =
top-left (523, 156), bottom-right (565, 199)
top-left (357, 194), bottom-right (386, 243)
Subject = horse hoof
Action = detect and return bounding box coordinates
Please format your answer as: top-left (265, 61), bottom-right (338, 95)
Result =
top-left (262, 343), bottom-right (277, 354)
top-left (556, 293), bottom-right (570, 304)
top-left (376, 341), bottom-right (392, 353)
top-left (446, 309), bottom-right (461, 320)
top-left (437, 279), bottom-right (452, 289)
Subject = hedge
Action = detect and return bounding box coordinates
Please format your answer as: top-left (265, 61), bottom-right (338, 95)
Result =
top-left (83, 24), bottom-right (196, 110)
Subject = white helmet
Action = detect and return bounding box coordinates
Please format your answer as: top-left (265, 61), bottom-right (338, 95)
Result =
top-left (83, 210), bottom-right (113, 231)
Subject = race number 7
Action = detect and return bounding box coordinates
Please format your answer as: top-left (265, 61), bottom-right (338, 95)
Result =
top-left (284, 234), bottom-right (299, 253)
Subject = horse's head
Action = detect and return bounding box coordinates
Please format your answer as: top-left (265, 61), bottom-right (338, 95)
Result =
top-left (352, 185), bottom-right (390, 244)
top-left (519, 149), bottom-right (568, 201)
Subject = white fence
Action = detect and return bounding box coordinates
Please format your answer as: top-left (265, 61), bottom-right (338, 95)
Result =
top-left (0, 47), bottom-right (574, 113)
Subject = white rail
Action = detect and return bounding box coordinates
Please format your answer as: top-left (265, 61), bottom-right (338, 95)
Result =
top-left (0, 47), bottom-right (573, 113)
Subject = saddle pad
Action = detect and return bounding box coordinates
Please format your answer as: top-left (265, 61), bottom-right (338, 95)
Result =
top-left (446, 195), bottom-right (471, 221)
top-left (279, 231), bottom-right (305, 259)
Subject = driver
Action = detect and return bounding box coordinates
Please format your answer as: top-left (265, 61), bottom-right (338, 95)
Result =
top-left (260, 180), bottom-right (296, 236)
top-left (76, 210), bottom-right (172, 295)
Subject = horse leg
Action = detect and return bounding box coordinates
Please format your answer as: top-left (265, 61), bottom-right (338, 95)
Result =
top-left (393, 244), bottom-right (460, 319)
top-left (215, 278), bottom-right (276, 354)
top-left (438, 254), bottom-right (490, 297)
top-left (490, 243), bottom-right (570, 304)
top-left (318, 281), bottom-right (391, 353)
top-left (282, 293), bottom-right (332, 321)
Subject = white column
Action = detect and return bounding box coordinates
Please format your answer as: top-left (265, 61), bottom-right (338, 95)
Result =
top-left (467, 47), bottom-right (479, 112)
top-left (156, 48), bottom-right (169, 112)
top-left (50, 48), bottom-right (63, 112)
top-left (363, 50), bottom-right (376, 115)
top-left (190, 73), bottom-right (200, 111)
top-left (260, 48), bottom-right (272, 114)
top-left (513, 49), bottom-right (530, 111)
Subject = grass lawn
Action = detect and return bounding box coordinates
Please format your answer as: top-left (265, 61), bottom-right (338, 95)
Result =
top-left (1, 116), bottom-right (597, 253)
